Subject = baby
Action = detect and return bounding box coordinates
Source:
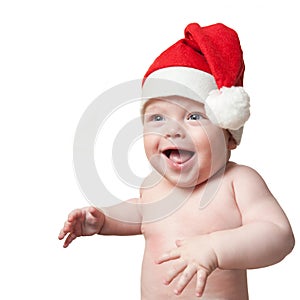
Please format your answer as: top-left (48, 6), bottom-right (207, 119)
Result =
top-left (58, 23), bottom-right (295, 299)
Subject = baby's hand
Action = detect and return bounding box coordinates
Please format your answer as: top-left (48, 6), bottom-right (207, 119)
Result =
top-left (156, 235), bottom-right (218, 297)
top-left (58, 207), bottom-right (105, 248)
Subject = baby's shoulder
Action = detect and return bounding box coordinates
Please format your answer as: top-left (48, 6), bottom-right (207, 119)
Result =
top-left (224, 161), bottom-right (271, 198)
top-left (225, 161), bottom-right (263, 181)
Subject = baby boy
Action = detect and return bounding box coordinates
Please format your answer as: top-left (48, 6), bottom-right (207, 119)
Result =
top-left (59, 23), bottom-right (294, 299)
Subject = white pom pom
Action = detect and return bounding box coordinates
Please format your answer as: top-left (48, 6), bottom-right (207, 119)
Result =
top-left (204, 86), bottom-right (250, 130)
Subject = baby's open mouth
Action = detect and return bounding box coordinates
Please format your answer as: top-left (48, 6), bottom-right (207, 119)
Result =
top-left (163, 149), bottom-right (195, 164)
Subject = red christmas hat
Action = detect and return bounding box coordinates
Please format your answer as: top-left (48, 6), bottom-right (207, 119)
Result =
top-left (142, 23), bottom-right (250, 144)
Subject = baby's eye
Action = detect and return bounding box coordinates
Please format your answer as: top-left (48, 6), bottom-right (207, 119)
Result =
top-left (187, 113), bottom-right (204, 121)
top-left (151, 114), bottom-right (165, 122)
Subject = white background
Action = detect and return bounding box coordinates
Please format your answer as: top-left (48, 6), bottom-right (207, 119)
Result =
top-left (1, 0), bottom-right (299, 299)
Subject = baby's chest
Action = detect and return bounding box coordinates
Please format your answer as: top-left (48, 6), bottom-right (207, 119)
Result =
top-left (142, 194), bottom-right (241, 240)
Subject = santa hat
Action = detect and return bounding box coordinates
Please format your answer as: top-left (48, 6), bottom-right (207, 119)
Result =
top-left (141, 23), bottom-right (250, 144)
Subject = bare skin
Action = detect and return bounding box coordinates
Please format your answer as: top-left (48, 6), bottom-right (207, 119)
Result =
top-left (59, 97), bottom-right (294, 299)
top-left (140, 163), bottom-right (293, 299)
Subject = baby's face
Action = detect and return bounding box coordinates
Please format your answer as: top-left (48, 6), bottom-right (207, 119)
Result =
top-left (143, 96), bottom-right (233, 187)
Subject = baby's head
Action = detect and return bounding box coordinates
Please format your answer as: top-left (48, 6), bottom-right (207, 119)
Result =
top-left (141, 23), bottom-right (250, 187)
top-left (143, 96), bottom-right (237, 187)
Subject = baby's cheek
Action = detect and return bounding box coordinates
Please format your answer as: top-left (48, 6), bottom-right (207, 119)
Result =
top-left (143, 136), bottom-right (155, 154)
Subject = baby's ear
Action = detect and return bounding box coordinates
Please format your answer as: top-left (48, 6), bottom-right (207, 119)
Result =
top-left (227, 133), bottom-right (237, 150)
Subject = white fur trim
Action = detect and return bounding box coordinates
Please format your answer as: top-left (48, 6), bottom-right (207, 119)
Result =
top-left (204, 87), bottom-right (250, 131)
top-left (142, 67), bottom-right (250, 145)
top-left (142, 66), bottom-right (217, 102)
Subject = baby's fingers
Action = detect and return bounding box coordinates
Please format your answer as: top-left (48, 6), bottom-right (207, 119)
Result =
top-left (156, 249), bottom-right (181, 264)
top-left (58, 220), bottom-right (73, 240)
top-left (163, 259), bottom-right (186, 285)
top-left (195, 269), bottom-right (208, 297)
top-left (67, 208), bottom-right (84, 222)
top-left (62, 232), bottom-right (77, 248)
top-left (174, 264), bottom-right (197, 295)
top-left (58, 228), bottom-right (67, 240)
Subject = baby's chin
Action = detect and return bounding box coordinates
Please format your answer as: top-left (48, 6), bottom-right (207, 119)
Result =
top-left (148, 154), bottom-right (227, 189)
top-left (156, 168), bottom-right (209, 189)
top-left (166, 176), bottom-right (206, 189)
top-left (154, 162), bottom-right (227, 189)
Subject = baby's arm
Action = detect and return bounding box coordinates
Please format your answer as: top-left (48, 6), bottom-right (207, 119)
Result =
top-left (58, 198), bottom-right (142, 248)
top-left (210, 165), bottom-right (295, 269)
top-left (157, 165), bottom-right (295, 297)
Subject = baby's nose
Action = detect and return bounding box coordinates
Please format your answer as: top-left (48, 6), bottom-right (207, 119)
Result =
top-left (164, 121), bottom-right (186, 139)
